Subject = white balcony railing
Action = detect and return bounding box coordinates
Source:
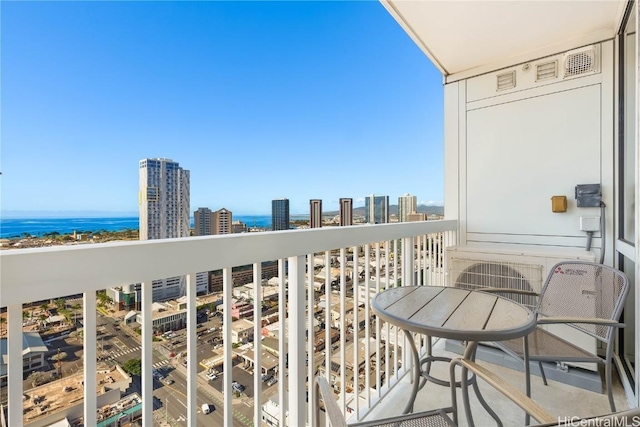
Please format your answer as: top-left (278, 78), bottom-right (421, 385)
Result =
top-left (1, 220), bottom-right (457, 426)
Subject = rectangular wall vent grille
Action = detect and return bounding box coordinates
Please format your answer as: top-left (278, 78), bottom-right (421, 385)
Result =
top-left (496, 71), bottom-right (516, 91)
top-left (536, 60), bottom-right (558, 81)
top-left (564, 46), bottom-right (598, 78)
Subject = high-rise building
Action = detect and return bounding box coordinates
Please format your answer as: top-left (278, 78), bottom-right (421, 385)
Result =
top-left (194, 207), bottom-right (213, 236)
top-left (364, 195), bottom-right (389, 224)
top-left (339, 198), bottom-right (353, 226)
top-left (213, 208), bottom-right (233, 235)
top-left (309, 199), bottom-right (322, 228)
top-left (272, 198), bottom-right (290, 231)
top-left (398, 193), bottom-right (418, 223)
top-left (139, 158), bottom-right (190, 240)
top-left (138, 158), bottom-right (194, 301)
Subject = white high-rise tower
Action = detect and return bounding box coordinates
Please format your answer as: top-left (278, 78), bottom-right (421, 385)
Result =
top-left (398, 193), bottom-right (417, 223)
top-left (139, 158), bottom-right (190, 240)
top-left (139, 158), bottom-right (191, 300)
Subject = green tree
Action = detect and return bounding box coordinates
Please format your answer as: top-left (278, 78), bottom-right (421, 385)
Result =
top-left (97, 291), bottom-right (113, 309)
top-left (59, 308), bottom-right (72, 325)
top-left (39, 303), bottom-right (49, 314)
top-left (54, 298), bottom-right (66, 311)
top-left (122, 358), bottom-right (142, 376)
top-left (0, 317), bottom-right (5, 336)
top-left (38, 314), bottom-right (48, 329)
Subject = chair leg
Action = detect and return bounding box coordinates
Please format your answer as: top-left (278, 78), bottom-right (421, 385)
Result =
top-left (605, 358), bottom-right (616, 412)
top-left (524, 336), bottom-right (531, 426)
top-left (538, 361), bottom-right (547, 386)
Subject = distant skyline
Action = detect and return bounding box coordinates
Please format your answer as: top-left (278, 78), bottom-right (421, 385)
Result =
top-left (1, 1), bottom-right (444, 215)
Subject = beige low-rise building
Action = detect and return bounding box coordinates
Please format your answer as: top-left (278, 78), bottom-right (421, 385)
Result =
top-left (231, 319), bottom-right (254, 344)
top-left (134, 296), bottom-right (187, 333)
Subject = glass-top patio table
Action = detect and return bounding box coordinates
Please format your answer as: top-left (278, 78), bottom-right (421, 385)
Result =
top-left (371, 286), bottom-right (536, 425)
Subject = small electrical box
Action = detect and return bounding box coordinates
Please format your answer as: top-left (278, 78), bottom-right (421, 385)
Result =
top-left (580, 216), bottom-right (600, 232)
top-left (551, 196), bottom-right (567, 212)
top-left (575, 184), bottom-right (601, 208)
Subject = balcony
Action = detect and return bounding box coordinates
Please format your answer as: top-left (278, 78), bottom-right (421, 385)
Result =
top-left (2, 220), bottom-right (460, 426)
top-left (2, 218), bottom-right (636, 426)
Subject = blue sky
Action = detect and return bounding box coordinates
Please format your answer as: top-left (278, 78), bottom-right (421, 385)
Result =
top-left (1, 1), bottom-right (443, 216)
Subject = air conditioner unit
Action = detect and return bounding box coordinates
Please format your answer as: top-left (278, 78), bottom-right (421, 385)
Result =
top-left (446, 244), bottom-right (597, 370)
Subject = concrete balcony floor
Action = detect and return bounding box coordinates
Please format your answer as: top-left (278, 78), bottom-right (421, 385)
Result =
top-left (362, 340), bottom-right (629, 426)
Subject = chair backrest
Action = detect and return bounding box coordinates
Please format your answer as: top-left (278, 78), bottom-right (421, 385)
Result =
top-left (537, 261), bottom-right (630, 342)
top-left (316, 376), bottom-right (348, 427)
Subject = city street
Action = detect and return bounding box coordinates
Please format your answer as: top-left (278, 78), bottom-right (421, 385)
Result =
top-left (151, 366), bottom-right (226, 427)
top-left (2, 301), bottom-right (280, 426)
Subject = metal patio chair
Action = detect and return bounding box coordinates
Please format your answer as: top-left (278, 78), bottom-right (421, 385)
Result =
top-left (315, 376), bottom-right (456, 427)
top-left (316, 364), bottom-right (640, 427)
top-left (450, 357), bottom-right (640, 427)
top-left (490, 261), bottom-right (630, 413)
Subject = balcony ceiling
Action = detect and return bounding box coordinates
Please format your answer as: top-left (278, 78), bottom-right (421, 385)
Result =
top-left (381, 0), bottom-right (627, 82)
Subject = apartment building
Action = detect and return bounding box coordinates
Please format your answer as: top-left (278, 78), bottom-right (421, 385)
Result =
top-left (364, 194), bottom-right (389, 224)
top-left (398, 193), bottom-right (417, 223)
top-left (139, 158), bottom-right (190, 301)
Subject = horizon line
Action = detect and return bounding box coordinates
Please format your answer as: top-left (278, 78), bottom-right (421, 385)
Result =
top-left (1, 204), bottom-right (444, 219)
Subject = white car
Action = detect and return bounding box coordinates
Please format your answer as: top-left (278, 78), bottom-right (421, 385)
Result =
top-left (206, 372), bottom-right (218, 380)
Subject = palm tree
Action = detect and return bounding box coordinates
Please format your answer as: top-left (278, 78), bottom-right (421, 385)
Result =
top-left (71, 303), bottom-right (81, 326)
top-left (39, 303), bottom-right (49, 315)
top-left (38, 314), bottom-right (48, 329)
top-left (51, 350), bottom-right (67, 378)
top-left (59, 308), bottom-right (72, 325)
top-left (54, 298), bottom-right (66, 311)
top-left (97, 291), bottom-right (113, 309)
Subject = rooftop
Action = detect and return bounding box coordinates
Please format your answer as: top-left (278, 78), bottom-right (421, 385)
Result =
top-left (22, 365), bottom-right (130, 424)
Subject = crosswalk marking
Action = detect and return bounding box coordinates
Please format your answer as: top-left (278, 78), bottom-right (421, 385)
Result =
top-left (153, 360), bottom-right (169, 368)
top-left (101, 349), bottom-right (169, 369)
top-left (106, 345), bottom-right (141, 359)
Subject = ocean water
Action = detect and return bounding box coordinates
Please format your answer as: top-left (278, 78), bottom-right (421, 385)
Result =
top-left (0, 214), bottom-right (309, 238)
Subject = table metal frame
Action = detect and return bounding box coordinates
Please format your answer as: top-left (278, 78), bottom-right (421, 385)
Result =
top-left (371, 286), bottom-right (536, 426)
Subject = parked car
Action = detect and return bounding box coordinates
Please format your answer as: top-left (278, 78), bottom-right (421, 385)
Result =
top-left (232, 381), bottom-right (245, 393)
top-left (261, 374), bottom-right (273, 383)
top-left (267, 377), bottom-right (278, 387)
top-left (206, 372), bottom-right (218, 381)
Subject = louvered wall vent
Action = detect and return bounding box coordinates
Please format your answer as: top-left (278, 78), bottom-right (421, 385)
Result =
top-left (536, 60), bottom-right (558, 81)
top-left (496, 71), bottom-right (516, 91)
top-left (563, 45), bottom-right (599, 78)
